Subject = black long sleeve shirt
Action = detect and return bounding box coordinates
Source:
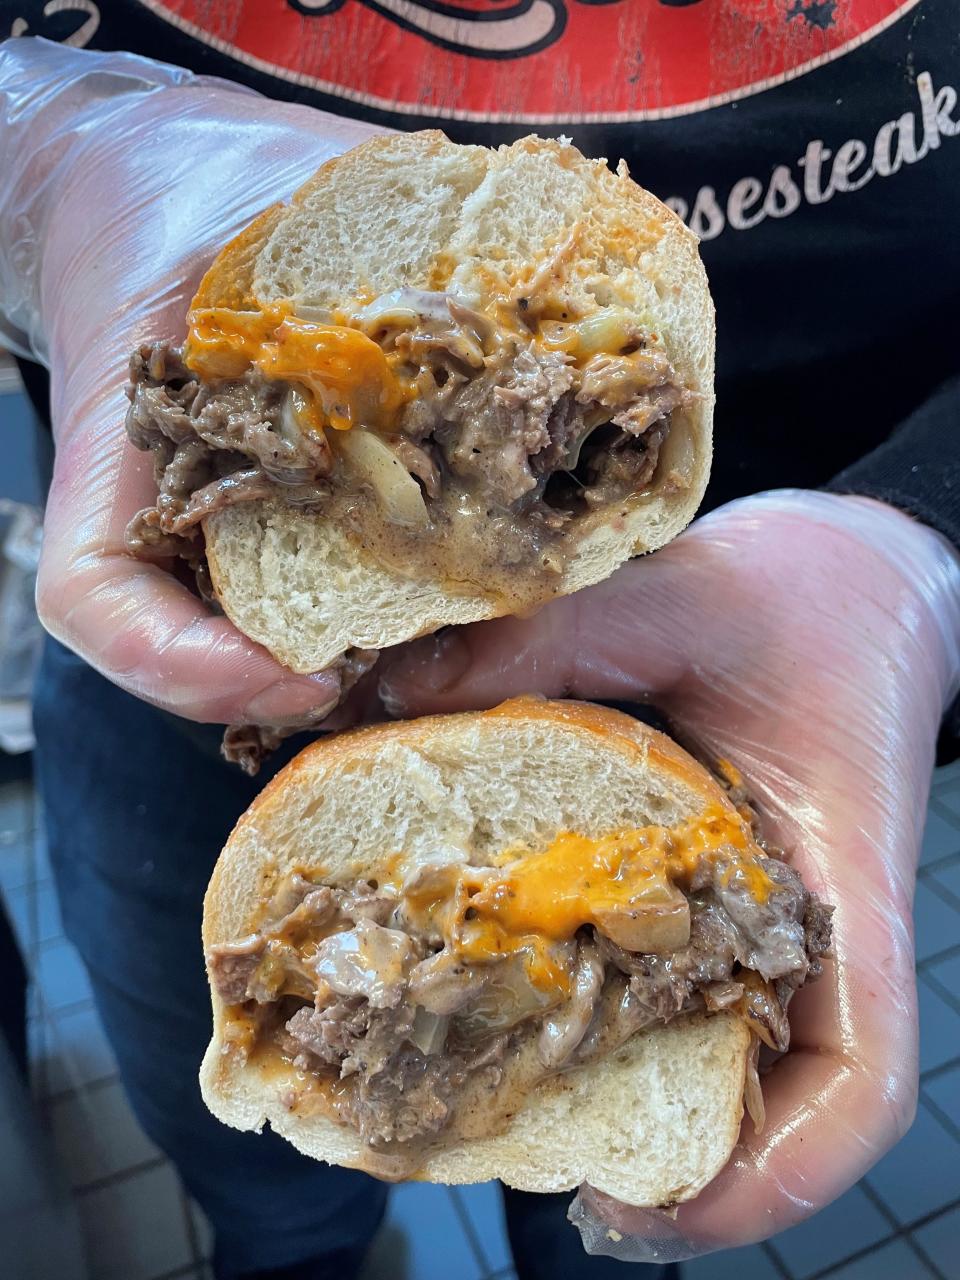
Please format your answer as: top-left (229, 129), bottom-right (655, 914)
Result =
top-left (8, 2), bottom-right (960, 751)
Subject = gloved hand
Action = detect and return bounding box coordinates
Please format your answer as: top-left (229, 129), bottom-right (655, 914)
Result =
top-left (380, 489), bottom-right (960, 1262)
top-left (0, 37), bottom-right (382, 724)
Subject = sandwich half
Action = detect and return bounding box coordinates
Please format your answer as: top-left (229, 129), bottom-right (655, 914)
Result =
top-left (200, 698), bottom-right (831, 1206)
top-left (125, 132), bottom-right (714, 674)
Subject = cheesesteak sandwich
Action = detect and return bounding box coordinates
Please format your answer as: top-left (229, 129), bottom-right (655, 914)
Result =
top-left (201, 699), bottom-right (831, 1206)
top-left (125, 132), bottom-right (713, 676)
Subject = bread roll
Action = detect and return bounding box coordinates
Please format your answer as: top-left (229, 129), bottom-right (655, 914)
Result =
top-left (201, 698), bottom-right (757, 1207)
top-left (185, 132), bottom-right (715, 672)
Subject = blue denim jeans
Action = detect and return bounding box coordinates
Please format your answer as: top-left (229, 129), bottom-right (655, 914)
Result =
top-left (34, 637), bottom-right (674, 1280)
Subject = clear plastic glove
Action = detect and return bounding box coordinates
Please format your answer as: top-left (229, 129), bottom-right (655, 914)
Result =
top-left (380, 490), bottom-right (960, 1262)
top-left (0, 37), bottom-right (383, 723)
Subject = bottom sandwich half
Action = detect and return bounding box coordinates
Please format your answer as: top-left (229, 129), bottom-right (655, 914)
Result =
top-left (200, 697), bottom-right (830, 1207)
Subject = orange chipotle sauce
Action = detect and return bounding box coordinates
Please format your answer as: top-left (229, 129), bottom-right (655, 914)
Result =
top-left (398, 803), bottom-right (774, 999)
top-left (183, 303), bottom-right (412, 431)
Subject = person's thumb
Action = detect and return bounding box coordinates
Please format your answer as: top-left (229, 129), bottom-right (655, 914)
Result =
top-left (378, 561), bottom-right (693, 717)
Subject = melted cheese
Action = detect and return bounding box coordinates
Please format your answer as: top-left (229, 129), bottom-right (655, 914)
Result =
top-left (399, 804), bottom-right (774, 997)
top-left (183, 304), bottom-right (411, 430)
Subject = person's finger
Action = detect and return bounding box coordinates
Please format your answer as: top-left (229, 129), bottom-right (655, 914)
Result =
top-left (574, 1032), bottom-right (915, 1261)
top-left (38, 424), bottom-right (344, 724)
top-left (377, 558), bottom-right (694, 718)
top-left (379, 491), bottom-right (960, 725)
top-left (32, 88), bottom-right (386, 725)
top-left (581, 928), bottom-right (916, 1257)
top-left (570, 711), bottom-right (923, 1259)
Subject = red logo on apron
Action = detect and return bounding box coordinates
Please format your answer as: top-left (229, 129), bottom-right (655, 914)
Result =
top-left (138, 0), bottom-right (921, 122)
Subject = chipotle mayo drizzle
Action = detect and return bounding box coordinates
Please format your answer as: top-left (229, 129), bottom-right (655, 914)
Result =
top-left (181, 297), bottom-right (685, 611)
top-left (397, 802), bottom-right (773, 998)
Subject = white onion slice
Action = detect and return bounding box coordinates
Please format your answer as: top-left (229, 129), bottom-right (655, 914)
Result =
top-left (355, 288), bottom-right (461, 331)
top-left (293, 304), bottom-right (334, 323)
top-left (334, 429), bottom-right (430, 529)
top-left (571, 307), bottom-right (639, 356)
top-left (408, 1007), bottom-right (449, 1056)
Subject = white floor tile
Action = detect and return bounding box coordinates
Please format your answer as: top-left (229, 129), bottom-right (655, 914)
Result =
top-left (35, 882), bottom-right (63, 944)
top-left (825, 1237), bottom-right (936, 1279)
top-left (911, 1204), bottom-right (960, 1278)
top-left (3, 883), bottom-right (35, 951)
top-left (452, 1182), bottom-right (511, 1274)
top-left (927, 857), bottom-right (960, 909)
top-left (865, 1104), bottom-right (960, 1225)
top-left (769, 1184), bottom-right (890, 1278)
top-left (917, 978), bottom-right (960, 1074)
top-left (38, 1004), bottom-right (117, 1095)
top-left (923, 1064), bottom-right (960, 1132)
top-left (3, 880), bottom-right (60, 954)
top-left (375, 1183), bottom-right (483, 1280)
top-left (188, 1197), bottom-right (214, 1259)
top-left (77, 1163), bottom-right (192, 1280)
top-left (48, 1079), bottom-right (160, 1188)
top-left (0, 778), bottom-right (33, 843)
top-left (35, 939), bottom-right (94, 1010)
top-left (913, 881), bottom-right (960, 962)
top-left (920, 807), bottom-right (960, 866)
top-left (0, 839), bottom-right (31, 892)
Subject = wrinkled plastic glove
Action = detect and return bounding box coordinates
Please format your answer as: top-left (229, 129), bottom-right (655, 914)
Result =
top-left (380, 490), bottom-right (960, 1262)
top-left (0, 37), bottom-right (383, 724)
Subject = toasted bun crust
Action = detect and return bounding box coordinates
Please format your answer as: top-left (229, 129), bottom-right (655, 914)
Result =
top-left (201, 698), bottom-right (749, 1205)
top-left (199, 132), bottom-right (715, 673)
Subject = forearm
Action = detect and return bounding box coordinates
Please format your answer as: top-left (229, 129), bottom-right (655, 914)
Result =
top-left (0, 37), bottom-right (202, 361)
top-left (826, 375), bottom-right (960, 551)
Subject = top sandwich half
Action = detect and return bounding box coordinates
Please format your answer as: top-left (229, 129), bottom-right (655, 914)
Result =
top-left (125, 132), bottom-right (715, 673)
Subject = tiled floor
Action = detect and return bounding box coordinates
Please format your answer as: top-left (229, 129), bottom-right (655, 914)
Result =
top-left (1, 759), bottom-right (959, 1280)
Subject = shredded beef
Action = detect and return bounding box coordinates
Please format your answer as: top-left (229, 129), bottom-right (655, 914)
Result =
top-left (342, 1048), bottom-right (462, 1146)
top-left (582, 422), bottom-right (667, 507)
top-left (801, 896), bottom-right (835, 980)
top-left (220, 645), bottom-right (380, 776)
top-left (207, 949), bottom-right (261, 1005)
top-left (124, 297), bottom-right (691, 576)
top-left (596, 854), bottom-right (830, 1046)
top-left (284, 1001), bottom-right (415, 1081)
top-left (208, 822), bottom-right (831, 1153)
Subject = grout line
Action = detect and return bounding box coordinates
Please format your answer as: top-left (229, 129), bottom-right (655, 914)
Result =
top-left (919, 967), bottom-right (960, 1018)
top-left (759, 1239), bottom-right (794, 1279)
top-left (858, 1179), bottom-right (903, 1232)
top-left (918, 1090), bottom-right (960, 1145)
top-left (38, 995), bottom-right (96, 1019)
top-left (42, 1069), bottom-right (121, 1105)
top-left (43, 1072), bottom-right (121, 1108)
top-left (919, 849), bottom-right (960, 879)
top-left (74, 1154), bottom-right (167, 1197)
top-left (917, 941), bottom-right (960, 973)
top-left (903, 1195), bottom-right (960, 1233)
top-left (807, 1230), bottom-right (899, 1279)
top-left (919, 872), bottom-right (960, 915)
top-left (804, 1188), bottom-right (960, 1280)
top-left (906, 1234), bottom-right (948, 1280)
top-left (147, 1265), bottom-right (205, 1280)
top-left (921, 1054), bottom-right (960, 1084)
top-left (927, 793), bottom-right (960, 827)
top-left (37, 933), bottom-right (73, 955)
top-left (179, 1184), bottom-right (205, 1268)
top-left (446, 1186), bottom-right (492, 1273)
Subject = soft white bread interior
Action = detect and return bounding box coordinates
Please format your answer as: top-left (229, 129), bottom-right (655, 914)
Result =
top-left (200, 132), bottom-right (715, 673)
top-left (201, 698), bottom-right (749, 1205)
